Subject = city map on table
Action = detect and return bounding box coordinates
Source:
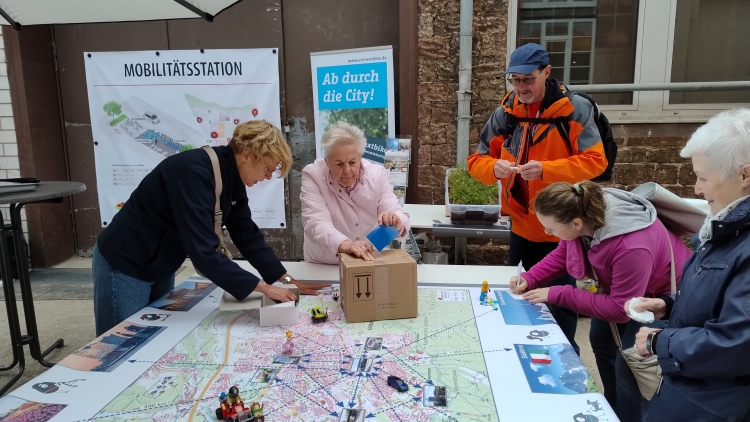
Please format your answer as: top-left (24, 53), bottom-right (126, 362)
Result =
top-left (0, 277), bottom-right (617, 422)
top-left (93, 287), bottom-right (497, 421)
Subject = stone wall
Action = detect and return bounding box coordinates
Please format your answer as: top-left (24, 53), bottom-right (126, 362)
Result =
top-left (416, 1), bottom-right (700, 264)
top-left (417, 0), bottom-right (508, 204)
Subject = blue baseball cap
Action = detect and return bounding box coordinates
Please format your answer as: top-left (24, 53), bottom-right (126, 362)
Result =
top-left (504, 43), bottom-right (550, 75)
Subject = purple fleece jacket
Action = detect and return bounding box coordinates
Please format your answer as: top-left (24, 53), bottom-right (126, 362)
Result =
top-left (522, 189), bottom-right (693, 323)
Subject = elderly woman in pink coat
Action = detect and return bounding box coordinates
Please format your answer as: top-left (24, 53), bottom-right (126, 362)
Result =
top-left (301, 122), bottom-right (410, 264)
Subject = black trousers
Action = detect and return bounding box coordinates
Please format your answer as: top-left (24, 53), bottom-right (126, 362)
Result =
top-left (508, 231), bottom-right (580, 354)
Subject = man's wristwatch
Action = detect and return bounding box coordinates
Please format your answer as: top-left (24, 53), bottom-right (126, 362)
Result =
top-left (646, 330), bottom-right (662, 355)
top-left (281, 275), bottom-right (293, 284)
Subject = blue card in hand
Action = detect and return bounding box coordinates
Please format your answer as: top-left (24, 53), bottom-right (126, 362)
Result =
top-left (366, 224), bottom-right (400, 252)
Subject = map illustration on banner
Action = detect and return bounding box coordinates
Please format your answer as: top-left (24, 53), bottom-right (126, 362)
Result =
top-left (311, 46), bottom-right (395, 159)
top-left (495, 290), bottom-right (557, 325)
top-left (84, 49), bottom-right (285, 228)
top-left (515, 344), bottom-right (600, 395)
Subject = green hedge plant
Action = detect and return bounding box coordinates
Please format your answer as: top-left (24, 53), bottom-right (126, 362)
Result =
top-left (447, 168), bottom-right (499, 205)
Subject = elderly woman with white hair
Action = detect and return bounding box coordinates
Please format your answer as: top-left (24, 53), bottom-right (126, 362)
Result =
top-left (625, 108), bottom-right (750, 421)
top-left (301, 122), bottom-right (410, 264)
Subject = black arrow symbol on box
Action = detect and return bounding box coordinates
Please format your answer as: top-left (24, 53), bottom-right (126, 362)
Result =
top-left (365, 278), bottom-right (371, 298)
top-left (356, 278), bottom-right (362, 298)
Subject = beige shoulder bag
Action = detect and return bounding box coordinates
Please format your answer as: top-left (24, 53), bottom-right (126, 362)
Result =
top-left (201, 146), bottom-right (233, 261)
top-left (594, 225), bottom-right (676, 400)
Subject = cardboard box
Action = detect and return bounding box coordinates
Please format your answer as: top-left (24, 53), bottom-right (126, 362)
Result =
top-left (339, 249), bottom-right (418, 323)
top-left (219, 284), bottom-right (299, 327)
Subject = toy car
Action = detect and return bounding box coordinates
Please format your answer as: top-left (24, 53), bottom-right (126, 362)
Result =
top-left (387, 375), bottom-right (409, 392)
top-left (216, 387), bottom-right (253, 421)
top-left (215, 402), bottom-right (252, 421)
top-left (311, 307), bottom-right (328, 323)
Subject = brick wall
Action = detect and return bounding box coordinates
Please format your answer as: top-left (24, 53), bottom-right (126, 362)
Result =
top-left (0, 26), bottom-right (29, 252)
top-left (415, 1), bottom-right (700, 264)
top-left (417, 0), bottom-right (508, 205)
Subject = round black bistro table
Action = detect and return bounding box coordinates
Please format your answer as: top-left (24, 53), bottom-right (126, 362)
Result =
top-left (0, 181), bottom-right (86, 396)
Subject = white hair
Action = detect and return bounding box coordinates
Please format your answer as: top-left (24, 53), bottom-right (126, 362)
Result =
top-left (681, 108), bottom-right (750, 179)
top-left (321, 121), bottom-right (366, 158)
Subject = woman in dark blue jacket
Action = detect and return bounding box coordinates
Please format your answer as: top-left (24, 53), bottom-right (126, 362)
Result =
top-left (93, 120), bottom-right (328, 336)
top-left (629, 108), bottom-right (750, 422)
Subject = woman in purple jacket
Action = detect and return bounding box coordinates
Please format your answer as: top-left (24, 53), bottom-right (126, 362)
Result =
top-left (510, 180), bottom-right (692, 422)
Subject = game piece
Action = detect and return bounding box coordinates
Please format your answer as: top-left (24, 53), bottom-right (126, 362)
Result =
top-left (281, 330), bottom-right (294, 355)
top-left (387, 375), bottom-right (409, 392)
top-left (480, 280), bottom-right (490, 302)
top-left (492, 298), bottom-right (499, 311)
top-left (250, 402), bottom-right (264, 421)
top-left (332, 291), bottom-right (339, 301)
top-left (215, 386), bottom-right (251, 421)
top-left (311, 307), bottom-right (328, 323)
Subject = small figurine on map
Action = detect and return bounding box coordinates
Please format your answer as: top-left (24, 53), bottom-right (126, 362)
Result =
top-left (325, 307), bottom-right (331, 317)
top-left (216, 390), bottom-right (251, 421)
top-left (282, 330), bottom-right (294, 355)
top-left (479, 280), bottom-right (491, 302)
top-left (250, 402), bottom-right (264, 421)
top-left (492, 298), bottom-right (499, 311)
top-left (332, 291), bottom-right (340, 301)
top-left (311, 307), bottom-right (328, 323)
top-left (216, 392), bottom-right (229, 420)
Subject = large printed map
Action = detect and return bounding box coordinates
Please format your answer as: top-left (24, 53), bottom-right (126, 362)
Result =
top-left (0, 276), bottom-right (618, 422)
top-left (93, 288), bottom-right (495, 421)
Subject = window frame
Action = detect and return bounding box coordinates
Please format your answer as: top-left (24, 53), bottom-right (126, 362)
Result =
top-left (506, 0), bottom-right (750, 123)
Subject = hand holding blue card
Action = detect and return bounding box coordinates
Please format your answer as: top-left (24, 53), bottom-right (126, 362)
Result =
top-left (366, 224), bottom-right (400, 252)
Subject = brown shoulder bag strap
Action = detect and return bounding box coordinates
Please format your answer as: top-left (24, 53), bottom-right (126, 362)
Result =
top-left (201, 146), bottom-right (229, 255)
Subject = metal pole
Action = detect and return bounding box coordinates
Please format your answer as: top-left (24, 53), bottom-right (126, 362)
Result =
top-left (566, 80), bottom-right (750, 93)
top-left (454, 0), bottom-right (473, 265)
top-left (456, 0), bottom-right (473, 166)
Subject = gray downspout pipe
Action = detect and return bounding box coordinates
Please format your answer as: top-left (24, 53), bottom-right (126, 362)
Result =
top-left (455, 0), bottom-right (473, 264)
top-left (456, 0), bottom-right (473, 165)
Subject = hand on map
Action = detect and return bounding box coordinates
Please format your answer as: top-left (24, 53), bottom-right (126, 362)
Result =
top-left (509, 276), bottom-right (528, 294)
top-left (339, 239), bottom-right (375, 261)
top-left (292, 280), bottom-right (333, 295)
top-left (378, 211), bottom-right (403, 231)
top-left (523, 287), bottom-right (550, 304)
top-left (494, 159), bottom-right (516, 179)
top-left (256, 282), bottom-right (297, 302)
top-left (519, 160), bottom-right (543, 180)
top-left (624, 297), bottom-right (667, 320)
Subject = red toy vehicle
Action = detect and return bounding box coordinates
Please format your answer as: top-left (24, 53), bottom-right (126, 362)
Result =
top-left (215, 387), bottom-right (253, 421)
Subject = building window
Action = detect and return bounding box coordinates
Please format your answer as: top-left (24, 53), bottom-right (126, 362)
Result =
top-left (517, 0), bottom-right (637, 106)
top-left (509, 0), bottom-right (750, 122)
top-left (669, 0), bottom-right (750, 105)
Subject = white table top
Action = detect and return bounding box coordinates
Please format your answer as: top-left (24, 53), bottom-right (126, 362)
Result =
top-left (403, 199), bottom-right (709, 229)
top-left (236, 260), bottom-right (515, 288)
top-left (403, 203), bottom-right (510, 229)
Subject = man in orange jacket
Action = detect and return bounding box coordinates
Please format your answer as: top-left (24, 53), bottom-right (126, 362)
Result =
top-left (467, 43), bottom-right (608, 353)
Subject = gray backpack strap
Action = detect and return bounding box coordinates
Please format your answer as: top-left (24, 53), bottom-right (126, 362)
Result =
top-left (201, 146), bottom-right (231, 258)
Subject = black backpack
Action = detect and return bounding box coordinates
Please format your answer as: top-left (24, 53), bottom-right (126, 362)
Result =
top-left (505, 89), bottom-right (617, 182)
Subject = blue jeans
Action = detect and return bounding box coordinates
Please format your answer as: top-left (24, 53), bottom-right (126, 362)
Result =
top-left (93, 244), bottom-right (175, 336)
top-left (508, 232), bottom-right (579, 354)
top-left (590, 317), bottom-right (669, 422)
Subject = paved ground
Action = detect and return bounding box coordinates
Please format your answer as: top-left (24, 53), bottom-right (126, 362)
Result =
top-left (0, 258), bottom-right (602, 397)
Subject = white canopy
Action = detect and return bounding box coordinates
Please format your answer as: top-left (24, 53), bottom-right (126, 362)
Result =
top-left (0, 0), bottom-right (243, 28)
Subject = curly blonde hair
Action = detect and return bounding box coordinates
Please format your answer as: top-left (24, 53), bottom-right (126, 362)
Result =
top-left (229, 120), bottom-right (292, 177)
